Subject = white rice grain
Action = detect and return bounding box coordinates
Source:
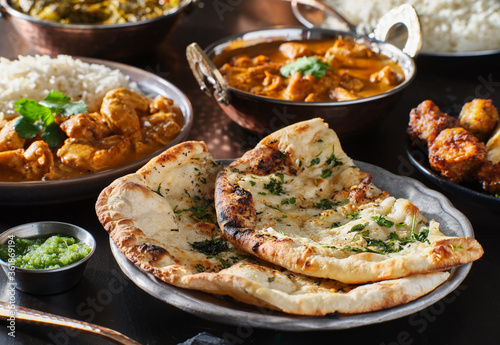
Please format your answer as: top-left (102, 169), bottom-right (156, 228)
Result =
top-left (323, 0), bottom-right (500, 53)
top-left (0, 55), bottom-right (140, 119)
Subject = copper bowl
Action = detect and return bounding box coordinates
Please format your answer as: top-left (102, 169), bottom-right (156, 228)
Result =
top-left (0, 0), bottom-right (195, 60)
top-left (187, 6), bottom-right (421, 139)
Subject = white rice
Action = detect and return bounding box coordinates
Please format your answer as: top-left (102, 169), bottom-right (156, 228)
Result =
top-left (0, 54), bottom-right (141, 119)
top-left (324, 0), bottom-right (500, 53)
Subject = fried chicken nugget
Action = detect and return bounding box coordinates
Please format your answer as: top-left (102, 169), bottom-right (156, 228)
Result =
top-left (476, 161), bottom-right (500, 194)
top-left (407, 100), bottom-right (460, 146)
top-left (428, 127), bottom-right (487, 183)
top-left (459, 99), bottom-right (499, 142)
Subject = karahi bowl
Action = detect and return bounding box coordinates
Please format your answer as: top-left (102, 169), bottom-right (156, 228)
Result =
top-left (0, 0), bottom-right (196, 60)
top-left (0, 221), bottom-right (96, 295)
top-left (187, 6), bottom-right (420, 139)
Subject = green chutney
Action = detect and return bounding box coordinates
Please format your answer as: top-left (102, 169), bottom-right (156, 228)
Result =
top-left (0, 234), bottom-right (91, 269)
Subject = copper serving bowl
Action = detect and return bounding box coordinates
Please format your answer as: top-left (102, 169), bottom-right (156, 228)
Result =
top-left (0, 0), bottom-right (195, 60)
top-left (187, 5), bottom-right (421, 139)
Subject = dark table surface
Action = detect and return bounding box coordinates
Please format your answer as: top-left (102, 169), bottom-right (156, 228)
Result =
top-left (1, 1), bottom-right (499, 344)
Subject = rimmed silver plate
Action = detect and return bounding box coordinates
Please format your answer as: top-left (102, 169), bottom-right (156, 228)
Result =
top-left (0, 57), bottom-right (193, 205)
top-left (110, 160), bottom-right (474, 331)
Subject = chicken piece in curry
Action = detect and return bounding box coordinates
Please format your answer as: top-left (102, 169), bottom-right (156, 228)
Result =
top-left (0, 88), bottom-right (183, 182)
top-left (215, 39), bottom-right (405, 102)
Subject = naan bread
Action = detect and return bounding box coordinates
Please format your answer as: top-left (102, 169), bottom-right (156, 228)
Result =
top-left (216, 118), bottom-right (483, 284)
top-left (486, 124), bottom-right (500, 164)
top-left (96, 141), bottom-right (449, 315)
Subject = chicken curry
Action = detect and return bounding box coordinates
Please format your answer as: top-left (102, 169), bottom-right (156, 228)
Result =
top-left (214, 38), bottom-right (405, 102)
top-left (0, 88), bottom-right (184, 182)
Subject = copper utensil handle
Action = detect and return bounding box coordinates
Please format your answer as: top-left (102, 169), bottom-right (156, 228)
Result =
top-left (288, 0), bottom-right (357, 32)
top-left (373, 4), bottom-right (422, 57)
top-left (186, 42), bottom-right (229, 105)
top-left (0, 301), bottom-right (141, 345)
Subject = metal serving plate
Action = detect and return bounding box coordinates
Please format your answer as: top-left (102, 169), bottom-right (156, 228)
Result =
top-left (110, 160), bottom-right (474, 331)
top-left (0, 57), bottom-right (193, 205)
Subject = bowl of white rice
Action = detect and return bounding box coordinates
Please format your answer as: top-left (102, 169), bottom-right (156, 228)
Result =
top-left (292, 0), bottom-right (500, 56)
top-left (0, 55), bottom-right (193, 205)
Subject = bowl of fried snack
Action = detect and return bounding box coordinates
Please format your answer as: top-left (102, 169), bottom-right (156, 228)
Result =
top-left (407, 98), bottom-right (500, 205)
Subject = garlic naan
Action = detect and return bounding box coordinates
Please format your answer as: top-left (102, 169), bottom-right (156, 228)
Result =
top-left (215, 118), bottom-right (483, 284)
top-left (96, 140), bottom-right (450, 315)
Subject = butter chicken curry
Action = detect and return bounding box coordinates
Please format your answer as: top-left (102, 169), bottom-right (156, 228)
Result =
top-left (215, 38), bottom-right (405, 102)
top-left (0, 88), bottom-right (183, 182)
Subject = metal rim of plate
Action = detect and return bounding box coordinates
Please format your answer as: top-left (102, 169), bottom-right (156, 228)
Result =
top-left (291, 2), bottom-right (500, 57)
top-left (0, 56), bottom-right (193, 205)
top-left (110, 160), bottom-right (474, 331)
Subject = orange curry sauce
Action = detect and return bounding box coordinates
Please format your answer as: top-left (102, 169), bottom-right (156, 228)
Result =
top-left (214, 38), bottom-right (405, 102)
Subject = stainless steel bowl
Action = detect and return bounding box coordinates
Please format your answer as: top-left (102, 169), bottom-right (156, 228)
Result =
top-left (187, 5), bottom-right (421, 139)
top-left (0, 0), bottom-right (195, 59)
top-left (0, 221), bottom-right (96, 295)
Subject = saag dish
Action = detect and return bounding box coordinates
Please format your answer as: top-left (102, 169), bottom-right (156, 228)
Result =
top-left (10, 0), bottom-right (180, 24)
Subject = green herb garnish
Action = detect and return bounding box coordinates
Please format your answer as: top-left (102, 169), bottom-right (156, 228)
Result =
top-left (281, 197), bottom-right (296, 205)
top-left (174, 196), bottom-right (215, 223)
top-left (313, 199), bottom-right (348, 210)
top-left (190, 238), bottom-right (229, 256)
top-left (346, 211), bottom-right (360, 220)
top-left (13, 90), bottom-right (87, 148)
top-left (371, 215), bottom-right (394, 228)
top-left (280, 56), bottom-right (332, 79)
top-left (310, 157), bottom-right (321, 166)
top-left (348, 222), bottom-right (369, 232)
top-left (263, 174), bottom-right (285, 195)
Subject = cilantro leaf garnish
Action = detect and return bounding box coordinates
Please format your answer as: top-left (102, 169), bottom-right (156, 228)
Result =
top-left (263, 174), bottom-right (285, 196)
top-left (348, 222), bottom-right (369, 232)
top-left (190, 238), bottom-right (229, 256)
top-left (371, 215), bottom-right (394, 228)
top-left (280, 56), bottom-right (332, 79)
top-left (313, 199), bottom-right (348, 210)
top-left (13, 90), bottom-right (87, 148)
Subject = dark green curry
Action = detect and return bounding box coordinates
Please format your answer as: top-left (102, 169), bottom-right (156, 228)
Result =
top-left (11, 0), bottom-right (180, 24)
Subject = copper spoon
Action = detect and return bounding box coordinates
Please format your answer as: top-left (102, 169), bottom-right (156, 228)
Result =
top-left (0, 301), bottom-right (141, 345)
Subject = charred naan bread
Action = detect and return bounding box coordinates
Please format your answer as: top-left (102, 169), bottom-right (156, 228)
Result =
top-left (216, 119), bottom-right (483, 284)
top-left (96, 141), bottom-right (450, 315)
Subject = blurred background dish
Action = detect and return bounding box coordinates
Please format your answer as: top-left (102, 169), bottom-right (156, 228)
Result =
top-left (0, 0), bottom-right (196, 60)
top-left (187, 24), bottom-right (417, 140)
top-left (0, 56), bottom-right (193, 205)
top-left (291, 0), bottom-right (500, 57)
